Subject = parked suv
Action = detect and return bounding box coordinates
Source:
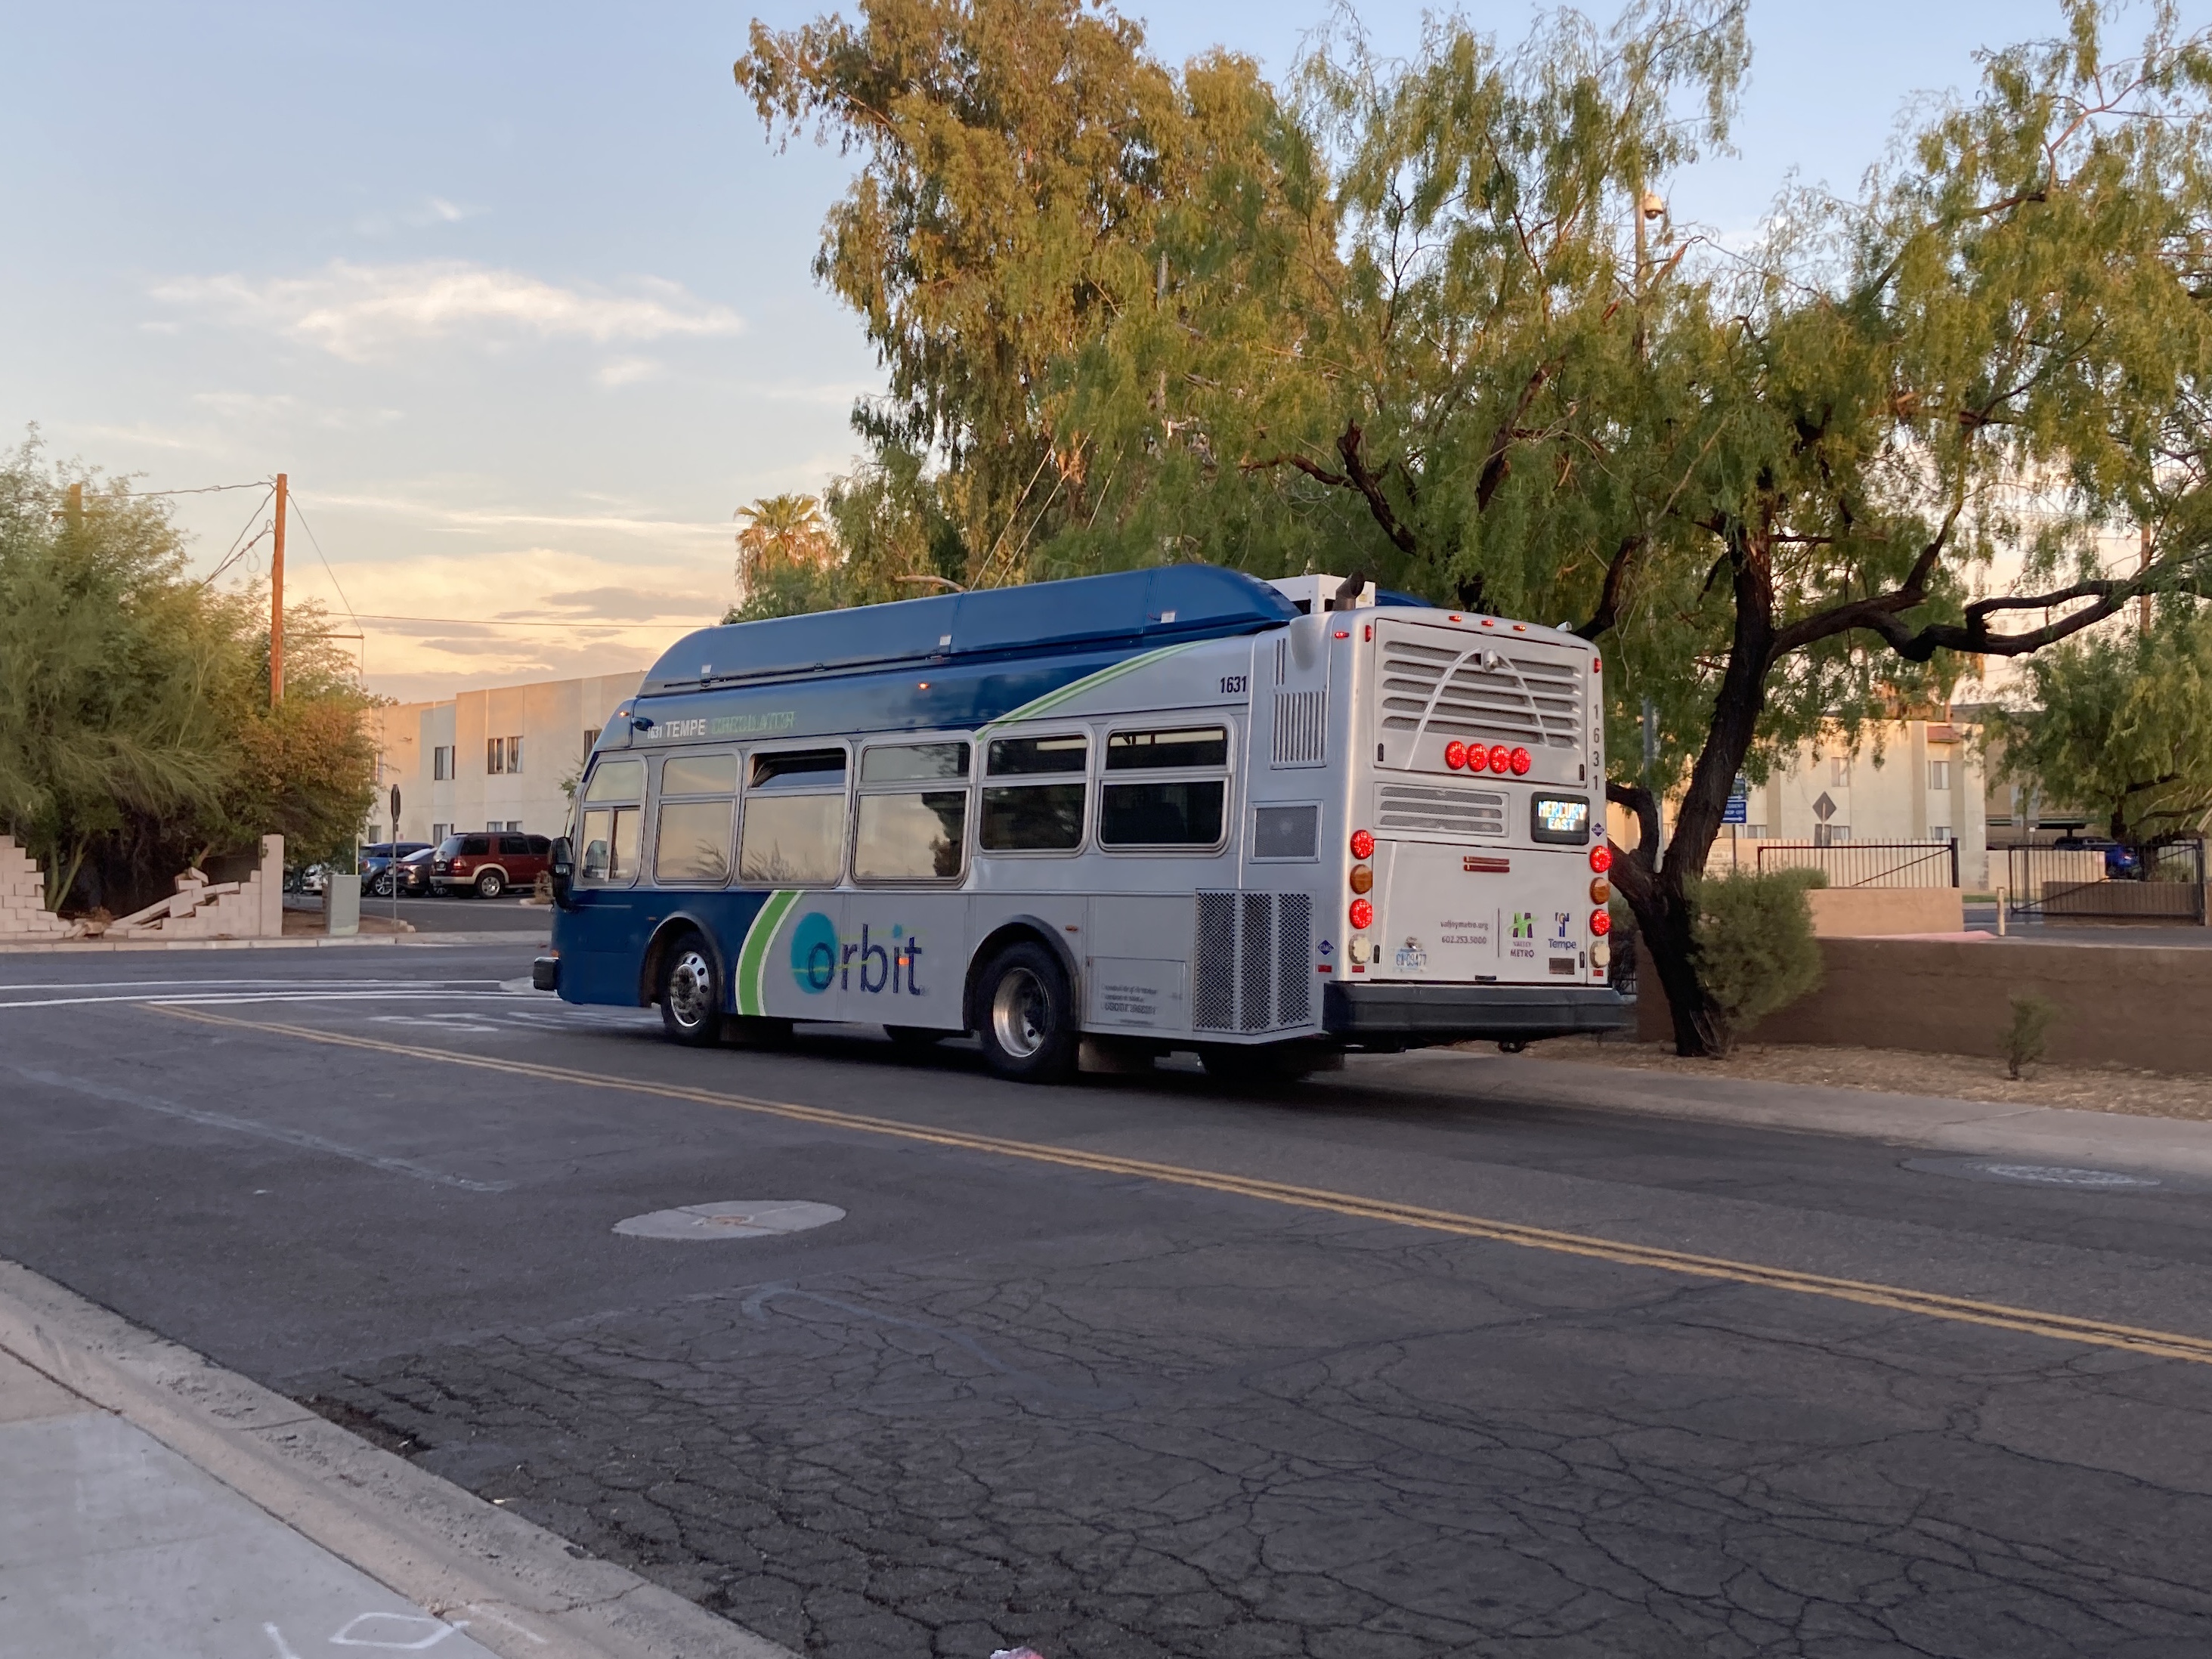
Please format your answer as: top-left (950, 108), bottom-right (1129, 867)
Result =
top-left (430, 832), bottom-right (551, 898)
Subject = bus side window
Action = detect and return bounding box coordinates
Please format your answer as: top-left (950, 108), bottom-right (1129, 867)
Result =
top-left (1100, 725), bottom-right (1230, 848)
top-left (738, 747), bottom-right (848, 885)
top-left (654, 751), bottom-right (739, 885)
top-left (980, 732), bottom-right (1087, 852)
top-left (854, 741), bottom-right (970, 882)
top-left (578, 758), bottom-right (645, 884)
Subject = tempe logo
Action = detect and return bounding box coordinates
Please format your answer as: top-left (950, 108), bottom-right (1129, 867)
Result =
top-left (788, 912), bottom-right (928, 996)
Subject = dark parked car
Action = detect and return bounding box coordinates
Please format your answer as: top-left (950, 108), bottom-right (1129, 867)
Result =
top-left (392, 846), bottom-right (437, 896)
top-left (364, 840), bottom-right (432, 898)
top-left (2051, 834), bottom-right (2141, 878)
top-left (430, 832), bottom-right (551, 898)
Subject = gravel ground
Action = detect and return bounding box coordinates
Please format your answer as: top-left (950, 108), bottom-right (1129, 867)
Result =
top-left (1527, 1034), bottom-right (2212, 1122)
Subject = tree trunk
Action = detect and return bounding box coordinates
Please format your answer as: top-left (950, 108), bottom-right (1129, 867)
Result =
top-left (1611, 520), bottom-right (1776, 1056)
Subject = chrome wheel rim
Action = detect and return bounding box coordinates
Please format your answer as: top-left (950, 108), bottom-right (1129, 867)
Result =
top-left (990, 967), bottom-right (1048, 1059)
top-left (668, 949), bottom-right (713, 1030)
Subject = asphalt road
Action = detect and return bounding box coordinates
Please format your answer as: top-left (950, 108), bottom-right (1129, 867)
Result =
top-left (5, 945), bottom-right (2212, 1657)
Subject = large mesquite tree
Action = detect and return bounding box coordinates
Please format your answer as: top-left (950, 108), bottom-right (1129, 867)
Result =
top-left (745, 0), bottom-right (2212, 1054)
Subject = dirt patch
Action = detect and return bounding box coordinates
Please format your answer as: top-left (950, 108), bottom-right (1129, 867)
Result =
top-left (280, 908), bottom-right (413, 936)
top-left (1520, 1035), bottom-right (2212, 1123)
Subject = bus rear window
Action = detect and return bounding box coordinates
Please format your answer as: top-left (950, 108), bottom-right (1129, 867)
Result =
top-left (1106, 727), bottom-right (1227, 770)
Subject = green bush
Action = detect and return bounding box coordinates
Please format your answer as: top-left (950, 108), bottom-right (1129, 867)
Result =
top-left (1688, 868), bottom-right (1825, 1054)
top-left (2001, 992), bottom-right (2060, 1079)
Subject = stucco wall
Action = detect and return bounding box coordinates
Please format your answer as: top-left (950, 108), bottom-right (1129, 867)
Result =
top-left (1634, 935), bottom-right (2212, 1074)
top-left (1805, 888), bottom-right (1964, 936)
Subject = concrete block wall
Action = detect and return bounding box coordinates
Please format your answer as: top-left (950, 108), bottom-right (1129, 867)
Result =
top-left (114, 836), bottom-right (283, 941)
top-left (0, 836), bottom-right (72, 939)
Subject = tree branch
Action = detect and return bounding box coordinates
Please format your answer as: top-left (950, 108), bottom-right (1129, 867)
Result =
top-left (1474, 360), bottom-right (1558, 512)
top-left (1575, 534), bottom-right (1643, 639)
top-left (1335, 420), bottom-right (1420, 557)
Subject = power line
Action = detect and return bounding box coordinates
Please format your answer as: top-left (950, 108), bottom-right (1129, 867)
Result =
top-left (113, 481), bottom-right (271, 498)
top-left (281, 491), bottom-right (359, 626)
top-left (197, 486), bottom-right (276, 588)
top-left (348, 612), bottom-right (705, 630)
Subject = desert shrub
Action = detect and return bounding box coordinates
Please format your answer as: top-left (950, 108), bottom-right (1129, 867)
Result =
top-left (1687, 868), bottom-right (1825, 1054)
top-left (2001, 992), bottom-right (2061, 1079)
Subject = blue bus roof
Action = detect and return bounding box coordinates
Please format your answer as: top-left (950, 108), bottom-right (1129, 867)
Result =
top-left (642, 564), bottom-right (1303, 696)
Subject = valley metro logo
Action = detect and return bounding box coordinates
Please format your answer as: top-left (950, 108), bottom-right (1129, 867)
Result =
top-left (789, 911), bottom-right (927, 995)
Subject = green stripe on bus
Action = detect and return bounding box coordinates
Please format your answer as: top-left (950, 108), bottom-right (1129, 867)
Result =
top-left (734, 889), bottom-right (802, 1016)
top-left (982, 642), bottom-right (1197, 731)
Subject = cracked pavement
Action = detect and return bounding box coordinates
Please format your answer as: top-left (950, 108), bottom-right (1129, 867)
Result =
top-left (5, 944), bottom-right (2212, 1657)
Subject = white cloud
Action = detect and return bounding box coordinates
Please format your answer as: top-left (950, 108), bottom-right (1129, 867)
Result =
top-left (153, 260), bottom-right (744, 363)
top-left (594, 354), bottom-right (663, 388)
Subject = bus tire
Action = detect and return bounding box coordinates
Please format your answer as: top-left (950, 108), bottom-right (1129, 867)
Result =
top-left (657, 932), bottom-right (723, 1047)
top-left (975, 942), bottom-right (1076, 1083)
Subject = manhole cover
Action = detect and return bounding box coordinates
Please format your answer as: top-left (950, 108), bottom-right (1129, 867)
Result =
top-left (1902, 1156), bottom-right (2164, 1190)
top-left (614, 1200), bottom-right (846, 1241)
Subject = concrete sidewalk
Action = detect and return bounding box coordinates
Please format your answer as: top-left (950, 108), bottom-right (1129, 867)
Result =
top-left (1384, 1045), bottom-right (2212, 1180)
top-left (0, 1263), bottom-right (790, 1659)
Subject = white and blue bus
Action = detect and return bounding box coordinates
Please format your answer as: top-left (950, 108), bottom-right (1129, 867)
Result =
top-left (534, 565), bottom-right (1632, 1081)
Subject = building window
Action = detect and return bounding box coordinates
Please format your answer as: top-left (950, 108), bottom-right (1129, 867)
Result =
top-left (507, 736), bottom-right (522, 774)
top-left (1929, 758), bottom-right (1951, 791)
top-left (431, 822), bottom-right (450, 843)
top-left (1814, 823), bottom-right (1852, 846)
top-left (583, 726), bottom-right (601, 755)
top-left (1741, 824), bottom-right (1767, 840)
top-left (487, 735), bottom-right (521, 774)
top-left (1930, 824), bottom-right (1952, 843)
top-left (1830, 757), bottom-right (1848, 786)
top-left (432, 745), bottom-right (452, 782)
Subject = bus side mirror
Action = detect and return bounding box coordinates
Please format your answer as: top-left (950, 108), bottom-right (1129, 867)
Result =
top-left (549, 837), bottom-right (574, 908)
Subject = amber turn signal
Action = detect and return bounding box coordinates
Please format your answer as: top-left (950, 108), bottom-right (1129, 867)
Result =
top-left (1349, 864), bottom-right (1374, 894)
top-left (1589, 876), bottom-right (1611, 903)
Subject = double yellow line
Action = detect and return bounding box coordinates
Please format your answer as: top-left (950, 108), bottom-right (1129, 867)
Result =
top-left (158, 1005), bottom-right (2212, 1368)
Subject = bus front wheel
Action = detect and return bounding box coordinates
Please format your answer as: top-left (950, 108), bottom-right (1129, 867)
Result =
top-left (658, 933), bottom-right (723, 1047)
top-left (976, 943), bottom-right (1076, 1083)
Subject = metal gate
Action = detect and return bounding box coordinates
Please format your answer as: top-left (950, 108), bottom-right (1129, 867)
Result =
top-left (2001, 840), bottom-right (2206, 924)
top-left (1754, 840), bottom-right (1960, 888)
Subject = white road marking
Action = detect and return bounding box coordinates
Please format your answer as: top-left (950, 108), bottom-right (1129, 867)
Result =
top-left (8, 1066), bottom-right (515, 1193)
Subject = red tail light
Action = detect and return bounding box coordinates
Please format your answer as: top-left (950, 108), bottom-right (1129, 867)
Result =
top-left (1508, 746), bottom-right (1532, 775)
top-left (1349, 828), bottom-right (1375, 859)
top-left (1349, 898), bottom-right (1374, 930)
top-left (1443, 740), bottom-right (1468, 770)
top-left (1467, 744), bottom-right (1490, 772)
top-left (1589, 844), bottom-right (1613, 873)
top-left (1590, 908), bottom-right (1612, 936)
top-left (1488, 744), bottom-right (1511, 773)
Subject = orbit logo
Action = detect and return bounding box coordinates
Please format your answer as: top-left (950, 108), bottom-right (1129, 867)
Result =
top-left (788, 911), bottom-right (927, 996)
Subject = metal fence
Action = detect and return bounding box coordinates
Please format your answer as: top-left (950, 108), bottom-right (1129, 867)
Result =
top-left (2000, 840), bottom-right (2206, 924)
top-left (1754, 840), bottom-right (1960, 889)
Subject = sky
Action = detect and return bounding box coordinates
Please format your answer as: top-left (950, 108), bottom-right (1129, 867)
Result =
top-left (5, 0), bottom-right (2200, 702)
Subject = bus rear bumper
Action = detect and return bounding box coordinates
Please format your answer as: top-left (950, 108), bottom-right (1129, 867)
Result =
top-left (1322, 981), bottom-right (1634, 1043)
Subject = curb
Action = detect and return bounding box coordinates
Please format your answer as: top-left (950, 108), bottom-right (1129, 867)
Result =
top-left (0, 1260), bottom-right (795, 1659)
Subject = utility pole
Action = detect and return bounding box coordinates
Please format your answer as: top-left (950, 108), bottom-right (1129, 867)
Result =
top-left (63, 481), bottom-right (82, 531)
top-left (270, 472), bottom-right (288, 704)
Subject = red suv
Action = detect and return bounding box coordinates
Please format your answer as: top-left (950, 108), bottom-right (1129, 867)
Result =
top-left (431, 832), bottom-right (551, 898)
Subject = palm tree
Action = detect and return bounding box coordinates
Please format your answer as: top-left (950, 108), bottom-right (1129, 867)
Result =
top-left (734, 494), bottom-right (835, 586)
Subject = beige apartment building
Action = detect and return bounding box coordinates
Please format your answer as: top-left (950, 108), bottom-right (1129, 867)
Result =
top-left (1617, 717), bottom-right (1991, 889)
top-left (363, 672), bottom-right (645, 847)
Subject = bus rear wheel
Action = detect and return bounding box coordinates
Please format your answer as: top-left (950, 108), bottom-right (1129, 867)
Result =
top-left (975, 943), bottom-right (1076, 1084)
top-left (658, 933), bottom-right (723, 1047)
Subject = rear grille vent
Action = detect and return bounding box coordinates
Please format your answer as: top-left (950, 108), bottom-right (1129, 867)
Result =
top-left (1193, 893), bottom-right (1237, 1030)
top-left (1376, 783), bottom-right (1507, 839)
top-left (1271, 690), bottom-right (1326, 766)
top-left (1378, 641), bottom-right (1581, 749)
top-left (1274, 893), bottom-right (1312, 1026)
top-left (1194, 890), bottom-right (1313, 1033)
